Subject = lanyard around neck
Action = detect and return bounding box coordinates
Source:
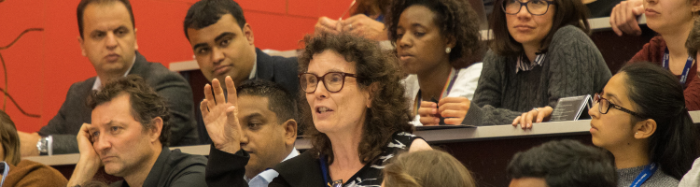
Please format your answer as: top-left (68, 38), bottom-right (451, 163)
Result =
top-left (413, 68), bottom-right (461, 116)
top-left (319, 155), bottom-right (343, 187)
top-left (662, 48), bottom-right (694, 87)
top-left (629, 163), bottom-right (658, 187)
top-left (0, 161), bottom-right (8, 187)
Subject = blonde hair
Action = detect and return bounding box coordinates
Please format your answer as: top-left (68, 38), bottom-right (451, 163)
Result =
top-left (383, 150), bottom-right (476, 187)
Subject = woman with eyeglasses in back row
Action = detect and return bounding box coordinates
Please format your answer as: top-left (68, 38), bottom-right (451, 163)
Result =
top-left (420, 0), bottom-right (611, 127)
top-left (589, 62), bottom-right (700, 186)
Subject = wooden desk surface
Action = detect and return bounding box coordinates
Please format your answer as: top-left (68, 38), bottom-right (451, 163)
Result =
top-left (26, 110), bottom-right (700, 166)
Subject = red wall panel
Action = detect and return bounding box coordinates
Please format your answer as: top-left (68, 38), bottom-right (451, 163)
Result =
top-left (0, 0), bottom-right (346, 132)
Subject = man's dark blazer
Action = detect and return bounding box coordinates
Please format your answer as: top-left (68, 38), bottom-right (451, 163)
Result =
top-left (196, 48), bottom-right (300, 144)
top-left (39, 51), bottom-right (199, 154)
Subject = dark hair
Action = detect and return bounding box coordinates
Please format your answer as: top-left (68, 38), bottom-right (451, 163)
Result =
top-left (77, 0), bottom-right (135, 38)
top-left (384, 149), bottom-right (476, 187)
top-left (507, 140), bottom-right (616, 187)
top-left (298, 33), bottom-right (414, 164)
top-left (386, 0), bottom-right (482, 68)
top-left (489, 0), bottom-right (590, 56)
top-left (183, 0), bottom-right (247, 40)
top-left (687, 17), bottom-right (700, 60)
top-left (236, 79), bottom-right (297, 124)
top-left (0, 110), bottom-right (20, 165)
top-left (88, 75), bottom-right (171, 146)
top-left (617, 62), bottom-right (700, 179)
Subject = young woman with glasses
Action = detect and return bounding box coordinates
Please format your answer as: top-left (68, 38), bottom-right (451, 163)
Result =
top-left (589, 62), bottom-right (699, 186)
top-left (452, 0), bottom-right (611, 127)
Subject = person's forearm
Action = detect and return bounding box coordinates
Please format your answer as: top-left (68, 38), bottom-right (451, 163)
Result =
top-left (67, 155), bottom-right (100, 186)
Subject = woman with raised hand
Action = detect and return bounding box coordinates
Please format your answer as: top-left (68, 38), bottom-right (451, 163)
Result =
top-left (202, 33), bottom-right (431, 187)
top-left (589, 62), bottom-right (699, 186)
top-left (385, 0), bottom-right (483, 126)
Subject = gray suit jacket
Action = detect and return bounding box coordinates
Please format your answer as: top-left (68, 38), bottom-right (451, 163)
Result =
top-left (39, 51), bottom-right (198, 154)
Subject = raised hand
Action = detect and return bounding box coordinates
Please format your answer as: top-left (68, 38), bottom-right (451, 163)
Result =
top-left (610, 0), bottom-right (644, 36)
top-left (201, 76), bottom-right (242, 154)
top-left (67, 123), bottom-right (102, 187)
top-left (340, 14), bottom-right (388, 41)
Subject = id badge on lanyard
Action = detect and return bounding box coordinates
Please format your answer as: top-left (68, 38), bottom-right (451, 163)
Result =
top-left (320, 155), bottom-right (343, 187)
top-left (662, 48), bottom-right (694, 87)
top-left (630, 163), bottom-right (658, 187)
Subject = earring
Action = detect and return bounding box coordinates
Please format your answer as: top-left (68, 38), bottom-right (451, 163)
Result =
top-left (446, 47), bottom-right (452, 54)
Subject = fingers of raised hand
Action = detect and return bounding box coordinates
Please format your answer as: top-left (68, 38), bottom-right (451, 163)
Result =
top-left (212, 79), bottom-right (225, 106)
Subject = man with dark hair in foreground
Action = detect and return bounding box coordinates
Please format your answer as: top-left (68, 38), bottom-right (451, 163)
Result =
top-left (507, 140), bottom-right (617, 187)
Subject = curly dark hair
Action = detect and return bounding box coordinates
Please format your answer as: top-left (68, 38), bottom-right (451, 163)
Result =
top-left (489, 0), bottom-right (590, 56)
top-left (298, 33), bottom-right (414, 164)
top-left (88, 75), bottom-right (171, 146)
top-left (385, 0), bottom-right (482, 68)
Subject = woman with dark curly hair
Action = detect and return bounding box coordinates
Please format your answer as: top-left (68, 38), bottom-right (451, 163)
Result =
top-left (385, 0), bottom-right (483, 126)
top-left (424, 0), bottom-right (611, 127)
top-left (202, 33), bottom-right (431, 187)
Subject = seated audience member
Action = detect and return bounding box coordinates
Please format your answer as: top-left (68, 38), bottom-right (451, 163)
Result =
top-left (427, 0), bottom-right (611, 127)
top-left (610, 0), bottom-right (700, 110)
top-left (589, 62), bottom-right (700, 186)
top-left (18, 0), bottom-right (198, 156)
top-left (382, 150), bottom-right (476, 187)
top-left (183, 0), bottom-right (300, 143)
top-left (67, 75), bottom-right (207, 187)
top-left (507, 140), bottom-right (616, 187)
top-left (204, 33), bottom-right (431, 187)
top-left (0, 111), bottom-right (67, 186)
top-left (234, 79), bottom-right (300, 187)
top-left (385, 0), bottom-right (483, 126)
top-left (315, 0), bottom-right (391, 41)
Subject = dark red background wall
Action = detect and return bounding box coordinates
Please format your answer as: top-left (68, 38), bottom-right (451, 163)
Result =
top-left (0, 0), bottom-right (353, 132)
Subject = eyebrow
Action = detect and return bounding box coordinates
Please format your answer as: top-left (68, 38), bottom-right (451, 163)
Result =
top-left (193, 43), bottom-right (209, 51)
top-left (604, 92), bottom-right (622, 105)
top-left (410, 23), bottom-right (426, 28)
top-left (243, 112), bottom-right (264, 120)
top-left (192, 32), bottom-right (234, 51)
top-left (214, 32), bottom-right (234, 43)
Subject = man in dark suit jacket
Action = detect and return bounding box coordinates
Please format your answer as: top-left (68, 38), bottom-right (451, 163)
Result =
top-left (183, 0), bottom-right (300, 144)
top-left (18, 0), bottom-right (198, 156)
